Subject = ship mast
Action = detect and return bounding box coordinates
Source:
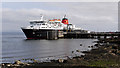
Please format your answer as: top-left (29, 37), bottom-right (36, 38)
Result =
top-left (63, 14), bottom-right (66, 18)
top-left (40, 14), bottom-right (44, 21)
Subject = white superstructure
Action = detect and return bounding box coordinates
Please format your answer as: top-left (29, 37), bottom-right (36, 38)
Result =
top-left (22, 15), bottom-right (88, 32)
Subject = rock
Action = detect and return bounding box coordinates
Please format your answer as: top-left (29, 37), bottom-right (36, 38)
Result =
top-left (112, 45), bottom-right (118, 49)
top-left (7, 64), bottom-right (11, 67)
top-left (104, 48), bottom-right (107, 50)
top-left (117, 50), bottom-right (120, 54)
top-left (109, 46), bottom-right (112, 48)
top-left (2, 64), bottom-right (4, 66)
top-left (94, 44), bottom-right (99, 47)
top-left (80, 44), bottom-right (82, 46)
top-left (88, 46), bottom-right (90, 48)
top-left (58, 59), bottom-right (64, 63)
top-left (81, 55), bottom-right (84, 57)
top-left (91, 46), bottom-right (94, 48)
top-left (14, 64), bottom-right (20, 66)
top-left (33, 60), bottom-right (38, 63)
top-left (51, 60), bottom-right (57, 62)
top-left (72, 51), bottom-right (74, 53)
top-left (26, 63), bottom-right (30, 66)
top-left (14, 60), bottom-right (24, 65)
top-left (111, 53), bottom-right (116, 56)
top-left (109, 50), bottom-right (112, 53)
top-left (76, 50), bottom-right (80, 52)
top-left (106, 42), bottom-right (109, 45)
top-left (30, 59), bottom-right (34, 61)
top-left (111, 49), bottom-right (117, 54)
top-left (82, 51), bottom-right (90, 53)
top-left (104, 53), bottom-right (107, 55)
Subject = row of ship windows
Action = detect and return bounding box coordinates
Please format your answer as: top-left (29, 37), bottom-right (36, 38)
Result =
top-left (33, 23), bottom-right (60, 25)
top-left (30, 26), bottom-right (51, 28)
top-left (32, 24), bottom-right (46, 25)
top-left (40, 27), bottom-right (50, 28)
top-left (37, 24), bottom-right (46, 25)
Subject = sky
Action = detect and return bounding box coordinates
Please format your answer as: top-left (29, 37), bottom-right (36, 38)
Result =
top-left (2, 2), bottom-right (118, 32)
top-left (1, 0), bottom-right (119, 2)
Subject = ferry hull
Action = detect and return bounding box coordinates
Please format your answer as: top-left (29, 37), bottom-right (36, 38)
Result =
top-left (21, 29), bottom-right (58, 39)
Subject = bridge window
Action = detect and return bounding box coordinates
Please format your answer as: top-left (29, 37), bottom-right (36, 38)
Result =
top-left (42, 24), bottom-right (45, 25)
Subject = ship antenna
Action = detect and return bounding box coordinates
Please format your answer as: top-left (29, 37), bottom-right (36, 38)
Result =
top-left (64, 14), bottom-right (66, 18)
top-left (40, 14), bottom-right (43, 21)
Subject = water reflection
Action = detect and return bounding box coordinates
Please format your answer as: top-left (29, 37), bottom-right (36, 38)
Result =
top-left (2, 33), bottom-right (97, 63)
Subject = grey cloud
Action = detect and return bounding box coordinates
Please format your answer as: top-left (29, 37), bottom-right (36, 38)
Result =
top-left (2, 8), bottom-right (65, 32)
top-left (2, 2), bottom-right (118, 32)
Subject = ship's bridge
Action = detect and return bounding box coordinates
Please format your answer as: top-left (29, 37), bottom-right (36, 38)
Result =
top-left (48, 19), bottom-right (62, 27)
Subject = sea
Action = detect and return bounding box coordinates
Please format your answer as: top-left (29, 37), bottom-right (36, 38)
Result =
top-left (2, 32), bottom-right (97, 63)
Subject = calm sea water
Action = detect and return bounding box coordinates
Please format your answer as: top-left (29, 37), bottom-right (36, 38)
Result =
top-left (2, 32), bottom-right (97, 63)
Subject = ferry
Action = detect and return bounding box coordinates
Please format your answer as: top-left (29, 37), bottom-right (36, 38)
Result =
top-left (21, 15), bottom-right (89, 39)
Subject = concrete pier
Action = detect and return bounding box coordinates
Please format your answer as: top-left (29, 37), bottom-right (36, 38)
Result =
top-left (43, 30), bottom-right (120, 40)
top-left (46, 30), bottom-right (58, 40)
top-left (63, 32), bottom-right (120, 39)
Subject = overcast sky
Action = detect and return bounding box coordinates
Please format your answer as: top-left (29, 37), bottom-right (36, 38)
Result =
top-left (2, 2), bottom-right (118, 32)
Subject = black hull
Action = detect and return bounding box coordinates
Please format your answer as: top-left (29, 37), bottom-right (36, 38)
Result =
top-left (21, 29), bottom-right (58, 39)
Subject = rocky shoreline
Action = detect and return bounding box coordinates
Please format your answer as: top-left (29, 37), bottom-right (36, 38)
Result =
top-left (1, 38), bottom-right (120, 68)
